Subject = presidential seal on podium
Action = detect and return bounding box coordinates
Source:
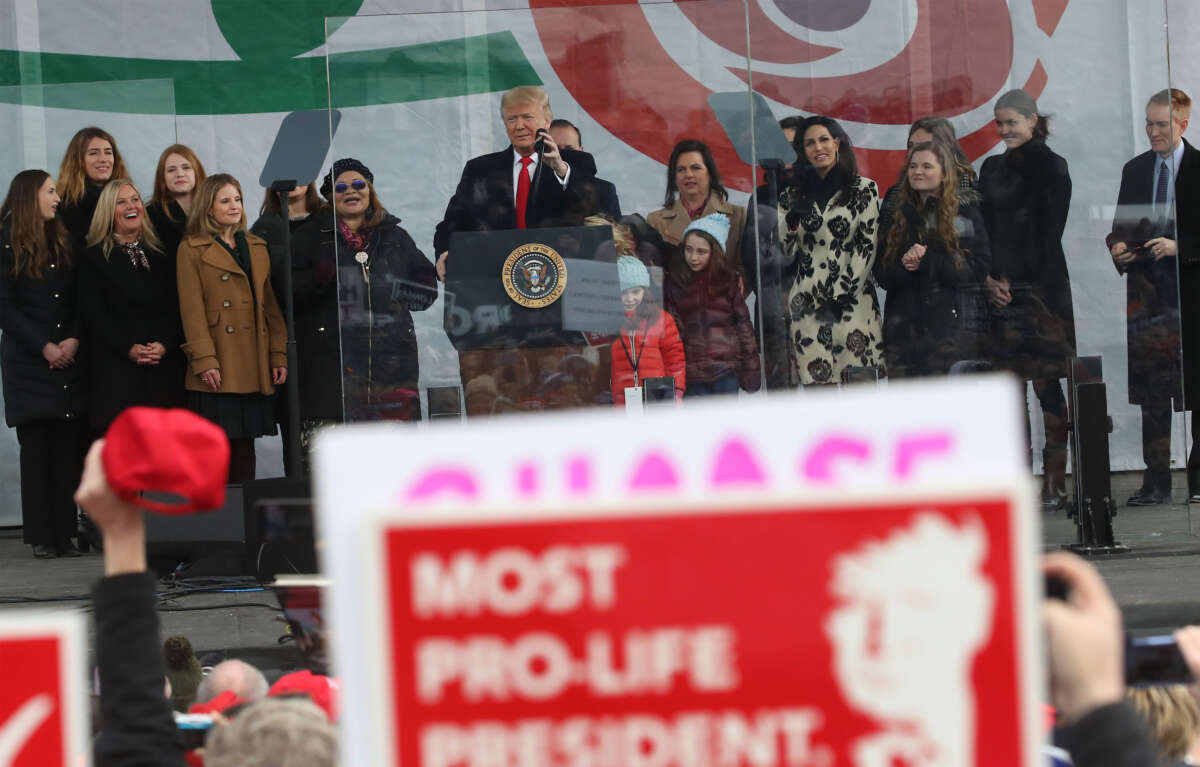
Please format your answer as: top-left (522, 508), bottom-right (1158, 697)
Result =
top-left (501, 243), bottom-right (568, 309)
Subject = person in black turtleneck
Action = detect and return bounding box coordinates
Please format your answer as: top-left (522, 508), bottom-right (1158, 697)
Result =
top-left (777, 115), bottom-right (885, 386)
top-left (147, 144), bottom-right (207, 260)
top-left (978, 89), bottom-right (1076, 512)
top-left (56, 127), bottom-right (128, 249)
top-left (250, 182), bottom-right (320, 476)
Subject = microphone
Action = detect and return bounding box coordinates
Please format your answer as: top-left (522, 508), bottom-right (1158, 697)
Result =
top-left (533, 129), bottom-right (549, 156)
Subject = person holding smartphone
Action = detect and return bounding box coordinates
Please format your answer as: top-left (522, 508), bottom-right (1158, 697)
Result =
top-left (1107, 88), bottom-right (1200, 506)
top-left (432, 86), bottom-right (598, 414)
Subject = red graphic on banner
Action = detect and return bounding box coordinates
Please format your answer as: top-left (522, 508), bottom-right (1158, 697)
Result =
top-left (531, 0), bottom-right (1055, 192)
top-left (0, 637), bottom-right (65, 767)
top-left (378, 496), bottom-right (1028, 767)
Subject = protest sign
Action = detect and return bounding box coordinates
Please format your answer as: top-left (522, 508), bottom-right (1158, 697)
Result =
top-left (365, 487), bottom-right (1039, 767)
top-left (315, 375), bottom-right (1036, 766)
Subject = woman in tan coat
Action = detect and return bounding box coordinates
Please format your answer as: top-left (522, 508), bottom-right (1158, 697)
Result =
top-left (177, 173), bottom-right (286, 482)
top-left (647, 139), bottom-right (747, 282)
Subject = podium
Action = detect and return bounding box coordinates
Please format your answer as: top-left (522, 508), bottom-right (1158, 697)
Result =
top-left (445, 225), bottom-right (622, 414)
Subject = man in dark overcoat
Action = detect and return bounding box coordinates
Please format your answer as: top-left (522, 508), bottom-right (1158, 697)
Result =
top-left (1108, 88), bottom-right (1200, 505)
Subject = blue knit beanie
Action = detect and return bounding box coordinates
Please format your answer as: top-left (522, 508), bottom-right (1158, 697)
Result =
top-left (617, 255), bottom-right (650, 292)
top-left (682, 212), bottom-right (731, 251)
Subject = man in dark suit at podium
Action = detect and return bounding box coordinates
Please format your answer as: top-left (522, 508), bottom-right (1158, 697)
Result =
top-left (434, 86), bottom-right (597, 279)
top-left (434, 86), bottom-right (603, 415)
top-left (549, 118), bottom-right (621, 219)
top-left (1107, 88), bottom-right (1200, 505)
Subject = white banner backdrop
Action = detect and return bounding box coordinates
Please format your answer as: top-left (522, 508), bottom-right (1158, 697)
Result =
top-left (0, 0), bottom-right (1195, 524)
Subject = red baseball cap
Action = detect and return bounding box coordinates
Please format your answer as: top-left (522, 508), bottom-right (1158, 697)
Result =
top-left (188, 689), bottom-right (248, 715)
top-left (268, 671), bottom-right (339, 722)
top-left (101, 407), bottom-right (229, 514)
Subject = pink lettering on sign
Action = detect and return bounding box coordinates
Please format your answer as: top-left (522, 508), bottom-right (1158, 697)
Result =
top-left (628, 451), bottom-right (681, 492)
top-left (802, 435), bottom-right (872, 484)
top-left (401, 430), bottom-right (960, 504)
top-left (710, 437), bottom-right (767, 488)
top-left (894, 432), bottom-right (954, 479)
top-left (515, 463), bottom-right (539, 498)
top-left (566, 456), bottom-right (593, 495)
top-left (405, 467), bottom-right (480, 502)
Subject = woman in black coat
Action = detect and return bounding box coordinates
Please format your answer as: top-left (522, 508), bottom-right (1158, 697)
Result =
top-left (56, 127), bottom-right (129, 247)
top-left (80, 179), bottom-right (186, 436)
top-left (0, 170), bottom-right (88, 558)
top-left (291, 159), bottom-right (437, 460)
top-left (250, 182), bottom-right (320, 476)
top-left (978, 89), bottom-right (1076, 509)
top-left (875, 142), bottom-right (991, 377)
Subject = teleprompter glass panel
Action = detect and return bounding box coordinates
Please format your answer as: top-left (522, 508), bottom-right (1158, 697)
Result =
top-left (322, 2), bottom-right (760, 425)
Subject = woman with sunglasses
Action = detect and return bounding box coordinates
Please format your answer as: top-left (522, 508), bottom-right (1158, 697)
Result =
top-left (291, 159), bottom-right (437, 463)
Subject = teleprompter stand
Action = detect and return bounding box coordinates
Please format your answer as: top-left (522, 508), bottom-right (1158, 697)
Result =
top-left (708, 91), bottom-right (797, 390)
top-left (258, 109), bottom-right (341, 477)
top-left (1065, 356), bottom-right (1129, 555)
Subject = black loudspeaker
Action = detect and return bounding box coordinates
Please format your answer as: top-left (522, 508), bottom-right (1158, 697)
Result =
top-left (241, 476), bottom-right (315, 582)
top-left (144, 485), bottom-right (248, 576)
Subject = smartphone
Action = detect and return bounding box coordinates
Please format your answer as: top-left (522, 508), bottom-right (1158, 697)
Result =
top-left (175, 712), bottom-right (214, 749)
top-left (1125, 634), bottom-right (1193, 686)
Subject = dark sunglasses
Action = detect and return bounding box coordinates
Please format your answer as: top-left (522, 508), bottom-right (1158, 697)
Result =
top-left (335, 179), bottom-right (368, 193)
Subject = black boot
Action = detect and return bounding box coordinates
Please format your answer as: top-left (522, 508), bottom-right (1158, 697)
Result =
top-left (1041, 409), bottom-right (1069, 512)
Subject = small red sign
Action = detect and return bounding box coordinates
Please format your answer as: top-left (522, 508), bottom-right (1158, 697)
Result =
top-left (371, 492), bottom-right (1034, 767)
top-left (0, 635), bottom-right (70, 767)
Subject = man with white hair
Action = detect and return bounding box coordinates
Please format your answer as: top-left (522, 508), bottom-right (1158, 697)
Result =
top-left (203, 697), bottom-right (337, 767)
top-left (195, 659), bottom-right (269, 705)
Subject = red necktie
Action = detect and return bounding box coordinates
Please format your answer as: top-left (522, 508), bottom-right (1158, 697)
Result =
top-left (515, 156), bottom-right (533, 229)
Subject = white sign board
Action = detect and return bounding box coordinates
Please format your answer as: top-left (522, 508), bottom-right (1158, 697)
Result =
top-left (315, 375), bottom-right (1037, 767)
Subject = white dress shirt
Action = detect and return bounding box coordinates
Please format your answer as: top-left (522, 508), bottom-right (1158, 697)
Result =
top-left (511, 148), bottom-right (570, 204)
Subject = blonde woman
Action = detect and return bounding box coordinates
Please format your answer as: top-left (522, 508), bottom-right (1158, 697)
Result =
top-left (1125, 685), bottom-right (1200, 765)
top-left (80, 178), bottom-right (185, 436)
top-left (177, 174), bottom-right (287, 483)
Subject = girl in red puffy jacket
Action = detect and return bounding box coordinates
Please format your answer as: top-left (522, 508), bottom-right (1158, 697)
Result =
top-left (610, 255), bottom-right (686, 405)
top-left (665, 213), bottom-right (761, 397)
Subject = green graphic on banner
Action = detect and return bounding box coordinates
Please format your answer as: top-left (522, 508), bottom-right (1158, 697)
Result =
top-left (0, 1), bottom-right (539, 114)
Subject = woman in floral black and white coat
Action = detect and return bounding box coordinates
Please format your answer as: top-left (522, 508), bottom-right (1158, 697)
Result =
top-left (778, 116), bottom-right (884, 385)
